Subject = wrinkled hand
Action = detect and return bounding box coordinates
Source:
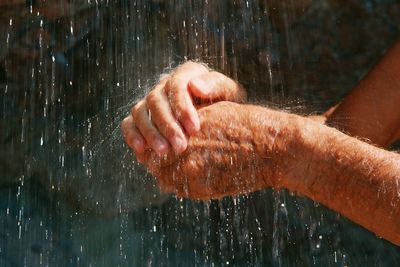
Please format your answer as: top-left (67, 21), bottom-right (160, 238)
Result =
top-left (141, 101), bottom-right (297, 200)
top-left (121, 61), bottom-right (246, 162)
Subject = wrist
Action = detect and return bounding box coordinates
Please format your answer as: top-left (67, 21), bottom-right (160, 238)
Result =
top-left (247, 107), bottom-right (308, 188)
top-left (272, 114), bottom-right (325, 192)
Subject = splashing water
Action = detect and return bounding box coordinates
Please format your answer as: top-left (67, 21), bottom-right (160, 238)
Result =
top-left (1, 0), bottom-right (400, 266)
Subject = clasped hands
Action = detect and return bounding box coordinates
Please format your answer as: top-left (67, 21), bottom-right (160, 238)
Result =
top-left (121, 62), bottom-right (304, 199)
top-left (120, 51), bottom-right (400, 247)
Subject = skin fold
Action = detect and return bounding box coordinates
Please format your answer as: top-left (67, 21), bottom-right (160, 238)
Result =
top-left (139, 101), bottom-right (400, 246)
top-left (121, 41), bottom-right (400, 246)
top-left (142, 102), bottom-right (288, 199)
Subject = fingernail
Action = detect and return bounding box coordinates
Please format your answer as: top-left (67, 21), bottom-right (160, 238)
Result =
top-left (154, 138), bottom-right (169, 156)
top-left (191, 78), bottom-right (212, 94)
top-left (170, 135), bottom-right (187, 154)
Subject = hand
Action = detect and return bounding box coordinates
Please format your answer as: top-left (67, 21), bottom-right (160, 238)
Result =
top-left (121, 61), bottom-right (246, 162)
top-left (140, 101), bottom-right (300, 200)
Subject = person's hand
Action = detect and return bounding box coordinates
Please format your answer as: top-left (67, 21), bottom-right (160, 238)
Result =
top-left (140, 101), bottom-right (302, 200)
top-left (121, 61), bottom-right (246, 162)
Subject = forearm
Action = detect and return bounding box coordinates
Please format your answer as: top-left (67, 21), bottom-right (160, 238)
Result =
top-left (327, 40), bottom-right (400, 146)
top-left (282, 117), bottom-right (400, 245)
top-left (146, 102), bottom-right (400, 245)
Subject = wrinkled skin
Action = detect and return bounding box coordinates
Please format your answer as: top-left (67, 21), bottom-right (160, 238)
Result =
top-left (122, 44), bottom-right (400, 246)
top-left (122, 62), bottom-right (246, 159)
top-left (141, 101), bottom-right (295, 200)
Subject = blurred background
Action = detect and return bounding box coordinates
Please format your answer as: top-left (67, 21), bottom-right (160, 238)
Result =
top-left (1, 0), bottom-right (400, 266)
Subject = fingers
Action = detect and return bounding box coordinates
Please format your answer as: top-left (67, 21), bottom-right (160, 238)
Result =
top-left (146, 87), bottom-right (188, 153)
top-left (165, 62), bottom-right (209, 135)
top-left (188, 71), bottom-right (247, 103)
top-left (121, 115), bottom-right (146, 162)
top-left (121, 116), bottom-right (145, 152)
top-left (123, 61), bottom-right (248, 162)
top-left (131, 100), bottom-right (169, 156)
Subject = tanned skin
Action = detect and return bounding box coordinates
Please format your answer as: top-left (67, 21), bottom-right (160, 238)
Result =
top-left (327, 41), bottom-right (400, 146)
top-left (139, 102), bottom-right (400, 246)
top-left (121, 41), bottom-right (400, 246)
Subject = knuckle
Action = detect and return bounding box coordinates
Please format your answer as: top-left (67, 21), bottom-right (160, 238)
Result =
top-left (159, 73), bottom-right (170, 82)
top-left (121, 116), bottom-right (129, 126)
top-left (121, 117), bottom-right (130, 131)
top-left (211, 71), bottom-right (231, 87)
top-left (130, 106), bottom-right (137, 116)
top-left (131, 100), bottom-right (143, 116)
top-left (146, 90), bottom-right (159, 104)
top-left (182, 60), bottom-right (198, 68)
top-left (163, 79), bottom-right (172, 94)
top-left (183, 61), bottom-right (209, 72)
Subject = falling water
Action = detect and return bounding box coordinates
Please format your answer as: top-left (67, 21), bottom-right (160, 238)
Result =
top-left (1, 0), bottom-right (400, 266)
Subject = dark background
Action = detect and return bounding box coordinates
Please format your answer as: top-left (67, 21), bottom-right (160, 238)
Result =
top-left (1, 0), bottom-right (400, 266)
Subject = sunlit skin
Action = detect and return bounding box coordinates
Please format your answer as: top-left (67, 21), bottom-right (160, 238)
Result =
top-left (122, 62), bottom-right (246, 160)
top-left (121, 41), bottom-right (400, 245)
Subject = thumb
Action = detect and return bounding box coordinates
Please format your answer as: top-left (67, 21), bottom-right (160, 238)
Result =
top-left (188, 72), bottom-right (247, 103)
